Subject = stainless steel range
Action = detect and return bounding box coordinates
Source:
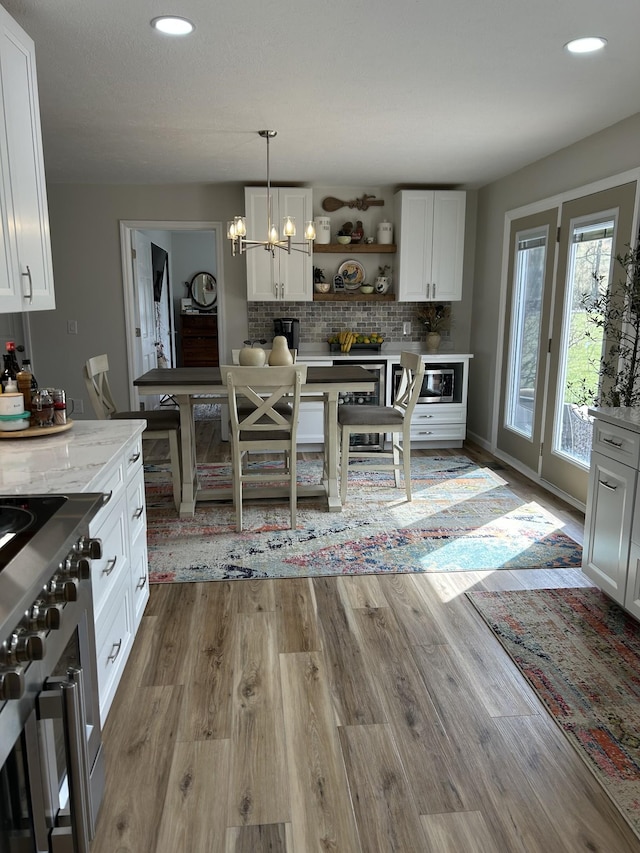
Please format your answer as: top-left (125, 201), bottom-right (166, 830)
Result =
top-left (0, 492), bottom-right (106, 852)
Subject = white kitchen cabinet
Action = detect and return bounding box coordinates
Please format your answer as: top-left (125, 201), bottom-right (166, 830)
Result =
top-left (88, 430), bottom-right (149, 723)
top-left (0, 5), bottom-right (54, 312)
top-left (245, 186), bottom-right (313, 301)
top-left (394, 190), bottom-right (465, 302)
top-left (583, 451), bottom-right (635, 604)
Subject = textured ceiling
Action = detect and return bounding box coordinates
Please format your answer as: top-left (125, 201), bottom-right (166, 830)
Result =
top-left (3, 0), bottom-right (640, 188)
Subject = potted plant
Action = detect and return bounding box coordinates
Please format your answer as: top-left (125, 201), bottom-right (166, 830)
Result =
top-left (576, 242), bottom-right (640, 408)
top-left (415, 303), bottom-right (451, 350)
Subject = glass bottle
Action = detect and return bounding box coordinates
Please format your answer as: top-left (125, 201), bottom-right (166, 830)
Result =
top-left (16, 361), bottom-right (34, 415)
top-left (1, 353), bottom-right (17, 393)
top-left (5, 341), bottom-right (20, 377)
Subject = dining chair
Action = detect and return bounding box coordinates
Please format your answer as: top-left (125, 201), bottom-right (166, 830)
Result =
top-left (221, 363), bottom-right (307, 532)
top-left (338, 351), bottom-right (425, 503)
top-left (83, 354), bottom-right (182, 510)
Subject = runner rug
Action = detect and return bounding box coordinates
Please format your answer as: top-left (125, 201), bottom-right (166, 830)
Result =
top-left (466, 587), bottom-right (640, 840)
top-left (144, 455), bottom-right (582, 583)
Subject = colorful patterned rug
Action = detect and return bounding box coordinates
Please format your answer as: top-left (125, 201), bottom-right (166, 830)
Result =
top-left (466, 587), bottom-right (640, 840)
top-left (144, 455), bottom-right (582, 583)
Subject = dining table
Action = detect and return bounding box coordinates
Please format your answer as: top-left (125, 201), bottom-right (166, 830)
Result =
top-left (134, 364), bottom-right (376, 517)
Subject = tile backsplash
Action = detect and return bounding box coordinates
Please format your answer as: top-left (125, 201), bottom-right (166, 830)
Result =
top-left (247, 301), bottom-right (448, 345)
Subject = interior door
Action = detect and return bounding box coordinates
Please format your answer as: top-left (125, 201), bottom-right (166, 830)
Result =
top-left (497, 208), bottom-right (558, 471)
top-left (541, 182), bottom-right (637, 503)
top-left (133, 230), bottom-right (159, 409)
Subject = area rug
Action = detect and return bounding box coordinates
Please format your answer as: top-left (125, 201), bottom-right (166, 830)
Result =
top-left (144, 455), bottom-right (582, 583)
top-left (466, 587), bottom-right (640, 840)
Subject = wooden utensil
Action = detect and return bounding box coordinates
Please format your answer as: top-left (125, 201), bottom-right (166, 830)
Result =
top-left (322, 194), bottom-right (385, 212)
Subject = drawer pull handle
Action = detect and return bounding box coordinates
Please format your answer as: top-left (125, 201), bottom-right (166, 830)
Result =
top-left (129, 451), bottom-right (142, 464)
top-left (418, 431), bottom-right (433, 435)
top-left (603, 437), bottom-right (623, 448)
top-left (136, 575), bottom-right (147, 591)
top-left (102, 557), bottom-right (117, 576)
top-left (102, 490), bottom-right (113, 505)
top-left (132, 507), bottom-right (144, 520)
top-left (599, 479), bottom-right (617, 492)
top-left (107, 639), bottom-right (122, 664)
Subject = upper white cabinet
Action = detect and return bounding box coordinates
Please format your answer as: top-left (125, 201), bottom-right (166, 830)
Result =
top-left (0, 5), bottom-right (54, 312)
top-left (244, 186), bottom-right (313, 302)
top-left (394, 190), bottom-right (465, 302)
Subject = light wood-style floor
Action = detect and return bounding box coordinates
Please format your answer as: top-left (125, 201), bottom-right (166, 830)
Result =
top-left (91, 420), bottom-right (640, 853)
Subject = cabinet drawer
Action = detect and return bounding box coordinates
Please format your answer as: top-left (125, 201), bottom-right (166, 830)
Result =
top-left (412, 404), bottom-right (465, 426)
top-left (124, 437), bottom-right (144, 477)
top-left (95, 570), bottom-right (133, 724)
top-left (127, 467), bottom-right (147, 546)
top-left (130, 534), bottom-right (149, 628)
top-left (91, 494), bottom-right (129, 621)
top-left (410, 422), bottom-right (466, 442)
top-left (592, 420), bottom-right (640, 467)
top-left (90, 456), bottom-right (126, 507)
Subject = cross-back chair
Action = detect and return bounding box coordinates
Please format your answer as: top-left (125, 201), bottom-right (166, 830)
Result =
top-left (221, 363), bottom-right (307, 532)
top-left (338, 351), bottom-right (425, 503)
top-left (83, 354), bottom-right (182, 510)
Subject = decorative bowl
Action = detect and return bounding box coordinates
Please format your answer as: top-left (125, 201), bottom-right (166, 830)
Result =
top-left (336, 235), bottom-right (351, 245)
top-left (359, 285), bottom-right (374, 294)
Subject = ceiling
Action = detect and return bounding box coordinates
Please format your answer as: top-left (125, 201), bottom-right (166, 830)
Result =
top-left (3, 0), bottom-right (640, 189)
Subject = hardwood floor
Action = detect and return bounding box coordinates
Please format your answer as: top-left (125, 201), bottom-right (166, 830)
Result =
top-left (91, 422), bottom-right (639, 852)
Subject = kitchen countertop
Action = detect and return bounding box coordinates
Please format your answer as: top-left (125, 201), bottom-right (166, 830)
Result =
top-left (588, 406), bottom-right (640, 433)
top-left (0, 419), bottom-right (146, 494)
top-left (297, 346), bottom-right (473, 362)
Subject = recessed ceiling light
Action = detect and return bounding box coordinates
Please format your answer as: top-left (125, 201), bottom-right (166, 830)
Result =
top-left (564, 36), bottom-right (607, 54)
top-left (151, 16), bottom-right (194, 36)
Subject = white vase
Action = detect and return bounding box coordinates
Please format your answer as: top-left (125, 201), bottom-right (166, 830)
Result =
top-left (425, 332), bottom-right (441, 352)
top-left (239, 346), bottom-right (266, 366)
top-left (268, 336), bottom-right (294, 365)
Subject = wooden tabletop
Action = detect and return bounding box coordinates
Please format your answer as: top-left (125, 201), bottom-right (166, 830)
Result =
top-left (134, 364), bottom-right (377, 388)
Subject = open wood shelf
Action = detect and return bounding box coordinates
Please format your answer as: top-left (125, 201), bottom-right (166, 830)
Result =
top-left (313, 292), bottom-right (395, 302)
top-left (313, 243), bottom-right (396, 254)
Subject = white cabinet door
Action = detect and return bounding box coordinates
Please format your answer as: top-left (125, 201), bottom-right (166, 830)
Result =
top-left (0, 6), bottom-right (54, 312)
top-left (625, 542), bottom-right (640, 621)
top-left (395, 190), bottom-right (465, 302)
top-left (582, 451), bottom-right (635, 604)
top-left (245, 186), bottom-right (312, 302)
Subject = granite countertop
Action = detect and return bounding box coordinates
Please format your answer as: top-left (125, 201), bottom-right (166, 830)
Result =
top-left (0, 419), bottom-right (146, 494)
top-left (588, 406), bottom-right (640, 434)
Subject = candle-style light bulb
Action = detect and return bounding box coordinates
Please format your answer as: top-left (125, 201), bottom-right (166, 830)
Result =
top-left (304, 220), bottom-right (316, 240)
top-left (269, 224), bottom-right (279, 243)
top-left (227, 220), bottom-right (236, 239)
top-left (234, 216), bottom-right (246, 237)
top-left (283, 216), bottom-right (296, 237)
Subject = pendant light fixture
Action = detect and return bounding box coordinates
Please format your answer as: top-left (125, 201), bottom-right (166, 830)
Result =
top-left (228, 131), bottom-right (316, 257)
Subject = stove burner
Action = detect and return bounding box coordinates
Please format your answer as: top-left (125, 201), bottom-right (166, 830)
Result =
top-left (0, 506), bottom-right (36, 537)
top-left (0, 495), bottom-right (69, 572)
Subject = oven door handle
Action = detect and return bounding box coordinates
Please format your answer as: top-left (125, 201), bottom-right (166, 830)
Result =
top-left (39, 667), bottom-right (94, 853)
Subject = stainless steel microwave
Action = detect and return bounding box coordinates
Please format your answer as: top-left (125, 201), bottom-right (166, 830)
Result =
top-left (392, 364), bottom-right (455, 403)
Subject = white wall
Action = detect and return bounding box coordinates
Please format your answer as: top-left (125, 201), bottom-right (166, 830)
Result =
top-left (469, 111), bottom-right (640, 447)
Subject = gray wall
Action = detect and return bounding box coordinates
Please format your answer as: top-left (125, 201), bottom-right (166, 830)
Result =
top-left (469, 111), bottom-right (640, 446)
top-left (27, 184), bottom-right (245, 414)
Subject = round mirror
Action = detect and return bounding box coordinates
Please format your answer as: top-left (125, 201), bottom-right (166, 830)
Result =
top-left (189, 271), bottom-right (217, 309)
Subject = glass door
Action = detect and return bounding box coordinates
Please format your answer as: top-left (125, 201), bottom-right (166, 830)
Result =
top-left (541, 182), bottom-right (637, 503)
top-left (497, 208), bottom-right (557, 471)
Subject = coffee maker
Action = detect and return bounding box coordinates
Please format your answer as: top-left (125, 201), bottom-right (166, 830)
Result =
top-left (273, 318), bottom-right (300, 350)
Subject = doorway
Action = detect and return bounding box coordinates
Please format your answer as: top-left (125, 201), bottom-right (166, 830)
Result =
top-left (120, 221), bottom-right (225, 411)
top-left (498, 180), bottom-right (638, 506)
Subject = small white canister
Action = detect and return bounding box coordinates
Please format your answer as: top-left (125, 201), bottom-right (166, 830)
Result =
top-left (0, 392), bottom-right (24, 417)
top-left (315, 216), bottom-right (331, 244)
top-left (376, 219), bottom-right (393, 244)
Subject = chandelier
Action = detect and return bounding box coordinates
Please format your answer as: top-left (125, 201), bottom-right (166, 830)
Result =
top-left (227, 130), bottom-right (316, 257)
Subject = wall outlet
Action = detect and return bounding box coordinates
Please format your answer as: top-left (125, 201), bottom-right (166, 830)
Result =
top-left (67, 320), bottom-right (78, 335)
top-left (403, 321), bottom-right (412, 335)
top-left (71, 399), bottom-right (83, 414)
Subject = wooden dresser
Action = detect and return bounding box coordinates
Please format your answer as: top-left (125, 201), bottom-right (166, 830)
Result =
top-left (180, 313), bottom-right (219, 366)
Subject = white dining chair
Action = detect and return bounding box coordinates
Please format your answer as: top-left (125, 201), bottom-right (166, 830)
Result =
top-left (221, 363), bottom-right (307, 532)
top-left (84, 354), bottom-right (182, 510)
top-left (337, 351), bottom-right (425, 503)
